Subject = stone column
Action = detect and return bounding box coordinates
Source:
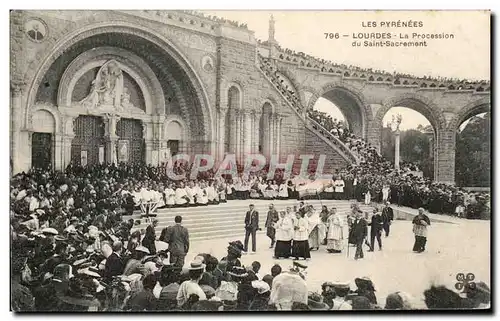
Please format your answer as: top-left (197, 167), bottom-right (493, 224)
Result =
top-left (142, 120), bottom-right (153, 165)
top-left (234, 109), bottom-right (242, 163)
top-left (218, 108), bottom-right (228, 162)
top-left (243, 110), bottom-right (252, 157)
top-left (103, 114), bottom-right (120, 164)
top-left (253, 110), bottom-right (263, 154)
top-left (269, 112), bottom-right (275, 156)
top-left (11, 83), bottom-right (23, 174)
top-left (435, 129), bottom-right (456, 184)
top-left (54, 133), bottom-right (64, 171)
top-left (275, 113), bottom-right (287, 158)
top-left (425, 131), bottom-right (435, 180)
top-left (394, 128), bottom-right (400, 170)
top-left (62, 116), bottom-right (76, 168)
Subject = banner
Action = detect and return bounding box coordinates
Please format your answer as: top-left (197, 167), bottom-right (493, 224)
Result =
top-left (80, 150), bottom-right (88, 167)
top-left (118, 140), bottom-right (129, 163)
top-left (98, 146), bottom-right (105, 164)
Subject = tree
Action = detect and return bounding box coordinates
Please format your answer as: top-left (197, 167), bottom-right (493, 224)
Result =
top-left (381, 125), bottom-right (433, 178)
top-left (455, 113), bottom-right (490, 187)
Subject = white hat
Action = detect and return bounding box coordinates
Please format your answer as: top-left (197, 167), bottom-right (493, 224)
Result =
top-left (135, 246), bottom-right (150, 254)
top-left (78, 268), bottom-right (101, 278)
top-left (251, 280), bottom-right (270, 294)
top-left (188, 259), bottom-right (206, 271)
top-left (42, 227), bottom-right (59, 235)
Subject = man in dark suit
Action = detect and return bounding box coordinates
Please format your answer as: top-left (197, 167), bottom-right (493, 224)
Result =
top-left (142, 219), bottom-right (158, 255)
top-left (244, 204), bottom-right (260, 253)
top-left (381, 202), bottom-right (394, 237)
top-left (265, 204), bottom-right (279, 248)
top-left (368, 208), bottom-right (383, 251)
top-left (163, 215), bottom-right (190, 268)
top-left (350, 212), bottom-right (368, 260)
top-left (102, 241), bottom-right (124, 280)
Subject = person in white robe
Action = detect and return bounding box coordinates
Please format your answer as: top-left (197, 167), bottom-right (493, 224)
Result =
top-left (197, 182), bottom-right (208, 205)
top-left (164, 184), bottom-right (176, 207)
top-left (185, 181), bottom-right (196, 205)
top-left (291, 211), bottom-right (310, 260)
top-left (270, 181), bottom-right (279, 199)
top-left (323, 178), bottom-right (334, 200)
top-left (278, 182), bottom-right (288, 199)
top-left (364, 190), bottom-right (371, 205)
top-left (274, 211), bottom-right (293, 259)
top-left (132, 187), bottom-right (142, 206)
top-left (263, 182), bottom-right (275, 199)
top-left (326, 209), bottom-right (344, 253)
top-left (226, 181), bottom-right (234, 200)
top-left (307, 206), bottom-right (326, 251)
top-left (218, 182), bottom-right (227, 203)
top-left (174, 182), bottom-right (189, 206)
top-left (382, 185), bottom-right (390, 203)
top-left (334, 178), bottom-right (345, 200)
top-left (206, 181), bottom-right (217, 204)
top-left (250, 182), bottom-right (260, 199)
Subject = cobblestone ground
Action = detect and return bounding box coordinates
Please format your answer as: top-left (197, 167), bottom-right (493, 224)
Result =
top-left (157, 218), bottom-right (490, 309)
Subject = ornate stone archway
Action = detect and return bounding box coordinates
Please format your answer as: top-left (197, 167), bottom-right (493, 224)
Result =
top-left (22, 22), bottom-right (214, 143)
top-left (306, 82), bottom-right (371, 138)
top-left (12, 22), bottom-right (216, 172)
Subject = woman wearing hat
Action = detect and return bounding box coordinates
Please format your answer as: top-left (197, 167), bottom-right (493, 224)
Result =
top-left (157, 265), bottom-right (182, 311)
top-left (249, 280), bottom-right (271, 311)
top-left (307, 292), bottom-right (330, 310)
top-left (329, 282), bottom-right (353, 310)
top-left (354, 277), bottom-right (377, 304)
top-left (176, 259), bottom-right (206, 308)
top-left (274, 211), bottom-right (293, 259)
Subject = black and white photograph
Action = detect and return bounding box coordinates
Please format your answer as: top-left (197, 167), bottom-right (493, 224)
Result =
top-left (9, 9), bottom-right (491, 312)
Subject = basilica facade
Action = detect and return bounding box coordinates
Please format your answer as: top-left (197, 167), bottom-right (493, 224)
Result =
top-left (10, 10), bottom-right (490, 183)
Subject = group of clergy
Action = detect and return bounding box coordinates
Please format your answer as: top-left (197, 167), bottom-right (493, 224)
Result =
top-left (126, 179), bottom-right (229, 210)
top-left (266, 202), bottom-right (346, 260)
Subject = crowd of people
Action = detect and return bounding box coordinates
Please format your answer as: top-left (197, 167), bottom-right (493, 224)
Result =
top-left (10, 159), bottom-right (490, 311)
top-left (303, 109), bottom-right (490, 219)
top-left (259, 56), bottom-right (302, 111)
top-left (273, 48), bottom-right (489, 90)
top-left (11, 198), bottom-right (491, 311)
top-left (180, 10), bottom-right (249, 29)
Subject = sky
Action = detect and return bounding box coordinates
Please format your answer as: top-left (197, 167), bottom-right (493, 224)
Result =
top-left (205, 10), bottom-right (490, 130)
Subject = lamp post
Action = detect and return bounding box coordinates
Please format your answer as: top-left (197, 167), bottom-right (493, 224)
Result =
top-left (390, 114), bottom-right (403, 171)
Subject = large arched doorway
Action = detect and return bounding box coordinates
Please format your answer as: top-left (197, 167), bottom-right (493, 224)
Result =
top-left (309, 87), bottom-right (367, 138)
top-left (31, 109), bottom-right (56, 169)
top-left (454, 103), bottom-right (491, 187)
top-left (116, 118), bottom-right (145, 164)
top-left (71, 115), bottom-right (106, 166)
top-left (381, 107), bottom-right (434, 179)
top-left (21, 26), bottom-right (213, 172)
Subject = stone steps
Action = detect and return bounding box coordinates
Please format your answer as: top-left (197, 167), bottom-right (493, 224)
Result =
top-left (124, 199), bottom-right (374, 241)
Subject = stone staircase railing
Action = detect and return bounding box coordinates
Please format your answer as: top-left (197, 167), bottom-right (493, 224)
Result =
top-left (257, 55), bottom-right (303, 114)
top-left (258, 54), bottom-right (361, 165)
top-left (306, 117), bottom-right (360, 164)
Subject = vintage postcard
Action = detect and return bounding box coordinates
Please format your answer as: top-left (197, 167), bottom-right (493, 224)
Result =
top-left (10, 10), bottom-right (491, 312)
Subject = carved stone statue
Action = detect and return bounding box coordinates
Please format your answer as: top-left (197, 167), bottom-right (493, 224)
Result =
top-left (121, 87), bottom-right (134, 110)
top-left (391, 114), bottom-right (403, 131)
top-left (80, 60), bottom-right (123, 110)
top-left (78, 59), bottom-right (146, 115)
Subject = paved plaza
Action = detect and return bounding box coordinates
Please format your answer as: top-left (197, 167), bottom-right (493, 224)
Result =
top-left (169, 217), bottom-right (490, 309)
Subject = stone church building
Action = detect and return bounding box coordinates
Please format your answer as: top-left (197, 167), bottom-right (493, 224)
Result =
top-left (10, 10), bottom-right (490, 183)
